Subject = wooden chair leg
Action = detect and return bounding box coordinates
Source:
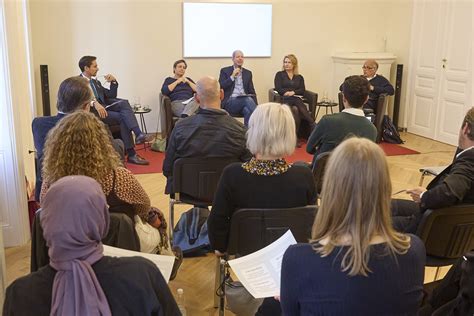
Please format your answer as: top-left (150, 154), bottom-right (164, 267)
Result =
top-left (169, 198), bottom-right (176, 240)
top-left (214, 256), bottom-right (220, 308)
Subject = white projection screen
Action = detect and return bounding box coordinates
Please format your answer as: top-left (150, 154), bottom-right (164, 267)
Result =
top-left (183, 3), bottom-right (272, 58)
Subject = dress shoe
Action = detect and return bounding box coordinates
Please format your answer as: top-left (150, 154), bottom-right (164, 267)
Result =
top-left (128, 154), bottom-right (149, 165)
top-left (135, 133), bottom-right (153, 145)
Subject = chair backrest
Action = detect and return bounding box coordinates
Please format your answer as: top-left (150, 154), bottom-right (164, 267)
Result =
top-left (312, 151), bottom-right (331, 194)
top-left (173, 157), bottom-right (239, 204)
top-left (227, 205), bottom-right (318, 256)
top-left (159, 93), bottom-right (174, 140)
top-left (416, 204), bottom-right (474, 259)
top-left (31, 210), bottom-right (140, 272)
top-left (338, 92), bottom-right (344, 112)
top-left (268, 88), bottom-right (282, 103)
top-left (374, 94), bottom-right (388, 143)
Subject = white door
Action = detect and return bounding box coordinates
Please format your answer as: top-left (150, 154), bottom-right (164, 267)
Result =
top-left (408, 0), bottom-right (472, 146)
top-left (407, 0), bottom-right (446, 139)
top-left (435, 0), bottom-right (472, 145)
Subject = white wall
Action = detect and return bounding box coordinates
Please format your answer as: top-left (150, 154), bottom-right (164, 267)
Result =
top-left (29, 0), bottom-right (413, 130)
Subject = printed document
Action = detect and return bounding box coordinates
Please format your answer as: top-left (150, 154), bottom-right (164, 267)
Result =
top-left (182, 96), bottom-right (194, 105)
top-left (227, 230), bottom-right (297, 298)
top-left (103, 245), bottom-right (175, 283)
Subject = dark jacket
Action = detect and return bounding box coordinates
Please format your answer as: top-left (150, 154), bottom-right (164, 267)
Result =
top-left (219, 66), bottom-right (257, 106)
top-left (80, 74), bottom-right (118, 105)
top-left (420, 147), bottom-right (474, 210)
top-left (162, 108), bottom-right (252, 193)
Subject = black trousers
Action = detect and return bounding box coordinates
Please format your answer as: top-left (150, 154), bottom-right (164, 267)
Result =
top-left (390, 199), bottom-right (422, 234)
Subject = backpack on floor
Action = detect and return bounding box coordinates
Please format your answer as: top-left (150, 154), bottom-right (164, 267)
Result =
top-left (172, 207), bottom-right (211, 257)
top-left (382, 115), bottom-right (404, 144)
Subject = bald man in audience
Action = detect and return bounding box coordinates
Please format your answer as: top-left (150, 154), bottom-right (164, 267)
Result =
top-left (162, 76), bottom-right (252, 194)
top-left (361, 59), bottom-right (394, 112)
top-left (391, 107), bottom-right (474, 233)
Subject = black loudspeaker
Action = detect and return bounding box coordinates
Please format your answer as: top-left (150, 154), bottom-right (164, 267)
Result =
top-left (393, 64), bottom-right (403, 128)
top-left (40, 65), bottom-right (51, 116)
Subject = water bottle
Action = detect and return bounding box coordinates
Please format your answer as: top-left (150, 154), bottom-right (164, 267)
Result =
top-left (176, 288), bottom-right (187, 315)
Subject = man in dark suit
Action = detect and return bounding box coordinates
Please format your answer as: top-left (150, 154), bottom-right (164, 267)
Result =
top-left (306, 75), bottom-right (377, 167)
top-left (218, 50), bottom-right (257, 125)
top-left (32, 77), bottom-right (124, 201)
top-left (392, 107), bottom-right (474, 233)
top-left (79, 55), bottom-right (150, 165)
top-left (362, 59), bottom-right (394, 113)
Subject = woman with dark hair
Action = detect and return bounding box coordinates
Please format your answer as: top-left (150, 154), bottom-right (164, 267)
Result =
top-left (161, 59), bottom-right (199, 117)
top-left (280, 138), bottom-right (425, 315)
top-left (4, 176), bottom-right (180, 315)
top-left (274, 54), bottom-right (315, 145)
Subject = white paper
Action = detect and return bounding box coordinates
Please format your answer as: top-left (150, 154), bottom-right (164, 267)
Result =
top-left (227, 230), bottom-right (297, 298)
top-left (103, 245), bottom-right (175, 283)
top-left (182, 96), bottom-right (194, 105)
top-left (105, 100), bottom-right (121, 109)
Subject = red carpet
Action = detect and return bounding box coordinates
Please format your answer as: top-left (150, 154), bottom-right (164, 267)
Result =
top-left (127, 142), bottom-right (420, 175)
top-left (126, 147), bottom-right (165, 175)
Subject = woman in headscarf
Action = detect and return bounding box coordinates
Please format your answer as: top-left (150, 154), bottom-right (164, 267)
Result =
top-left (4, 175), bottom-right (180, 315)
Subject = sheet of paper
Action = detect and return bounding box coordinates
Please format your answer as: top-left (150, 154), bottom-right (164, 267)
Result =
top-left (182, 96), bottom-right (194, 105)
top-left (227, 230), bottom-right (297, 298)
top-left (103, 245), bottom-right (175, 283)
top-left (293, 94), bottom-right (304, 99)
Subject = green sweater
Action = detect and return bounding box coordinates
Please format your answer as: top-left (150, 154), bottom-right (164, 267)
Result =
top-left (306, 112), bottom-right (377, 165)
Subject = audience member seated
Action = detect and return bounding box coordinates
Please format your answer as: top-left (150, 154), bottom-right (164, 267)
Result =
top-left (3, 176), bottom-right (180, 316)
top-left (79, 55), bottom-right (151, 165)
top-left (32, 76), bottom-right (124, 202)
top-left (208, 102), bottom-right (316, 253)
top-left (391, 107), bottom-right (474, 233)
top-left (161, 59), bottom-right (199, 118)
top-left (274, 54), bottom-right (315, 145)
top-left (219, 50), bottom-right (257, 126)
top-left (40, 111), bottom-right (171, 255)
top-left (163, 76), bottom-right (252, 194)
top-left (280, 138), bottom-right (425, 315)
top-left (306, 75), bottom-right (377, 167)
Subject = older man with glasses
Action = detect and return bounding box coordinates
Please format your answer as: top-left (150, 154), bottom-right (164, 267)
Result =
top-left (361, 59), bottom-right (394, 113)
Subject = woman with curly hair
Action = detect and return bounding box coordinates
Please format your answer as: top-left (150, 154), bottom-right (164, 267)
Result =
top-left (40, 111), bottom-right (170, 256)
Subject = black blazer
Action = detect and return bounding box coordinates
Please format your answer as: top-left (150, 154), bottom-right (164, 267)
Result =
top-left (218, 66), bottom-right (257, 106)
top-left (420, 147), bottom-right (474, 210)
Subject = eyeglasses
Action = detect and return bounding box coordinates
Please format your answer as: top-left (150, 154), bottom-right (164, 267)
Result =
top-left (362, 66), bottom-right (375, 70)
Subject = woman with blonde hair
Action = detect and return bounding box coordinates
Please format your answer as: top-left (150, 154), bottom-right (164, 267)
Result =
top-left (41, 111), bottom-right (171, 256)
top-left (274, 54), bottom-right (315, 145)
top-left (280, 137), bottom-right (425, 315)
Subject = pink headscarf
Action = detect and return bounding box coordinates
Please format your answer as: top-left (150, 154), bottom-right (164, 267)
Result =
top-left (41, 175), bottom-right (112, 316)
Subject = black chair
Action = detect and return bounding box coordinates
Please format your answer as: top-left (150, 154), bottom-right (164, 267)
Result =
top-left (215, 205), bottom-right (318, 314)
top-left (268, 89), bottom-right (318, 120)
top-left (31, 209), bottom-right (140, 272)
top-left (337, 92), bottom-right (388, 143)
top-left (169, 157), bottom-right (239, 238)
top-left (159, 93), bottom-right (178, 142)
top-left (312, 151), bottom-right (331, 199)
top-left (416, 204), bottom-right (474, 280)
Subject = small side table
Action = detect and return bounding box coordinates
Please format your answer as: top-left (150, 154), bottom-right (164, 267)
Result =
top-left (315, 101), bottom-right (338, 118)
top-left (134, 108), bottom-right (152, 150)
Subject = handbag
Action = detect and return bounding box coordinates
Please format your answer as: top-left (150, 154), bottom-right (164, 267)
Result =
top-left (151, 136), bottom-right (167, 152)
top-left (225, 280), bottom-right (264, 316)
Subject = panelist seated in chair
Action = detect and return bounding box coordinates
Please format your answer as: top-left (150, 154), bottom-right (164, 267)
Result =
top-left (391, 107), bottom-right (474, 233)
top-left (3, 176), bottom-right (180, 316)
top-left (32, 77), bottom-right (124, 202)
top-left (163, 76), bottom-right (251, 195)
top-left (274, 54), bottom-right (315, 144)
top-left (79, 55), bottom-right (151, 165)
top-left (306, 75), bottom-right (377, 168)
top-left (39, 111), bottom-right (172, 256)
top-left (280, 138), bottom-right (425, 316)
top-left (161, 59), bottom-right (199, 118)
top-left (219, 50), bottom-right (257, 126)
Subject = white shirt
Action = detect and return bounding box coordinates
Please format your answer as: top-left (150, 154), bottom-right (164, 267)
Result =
top-left (342, 108), bottom-right (365, 117)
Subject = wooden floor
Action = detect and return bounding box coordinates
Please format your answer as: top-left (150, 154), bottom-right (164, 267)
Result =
top-left (5, 132), bottom-right (457, 315)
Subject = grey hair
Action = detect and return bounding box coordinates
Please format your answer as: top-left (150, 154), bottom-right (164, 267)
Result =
top-left (232, 50), bottom-right (243, 58)
top-left (246, 103), bottom-right (296, 157)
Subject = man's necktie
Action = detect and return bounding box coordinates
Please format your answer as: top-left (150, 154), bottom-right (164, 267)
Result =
top-left (90, 80), bottom-right (100, 101)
